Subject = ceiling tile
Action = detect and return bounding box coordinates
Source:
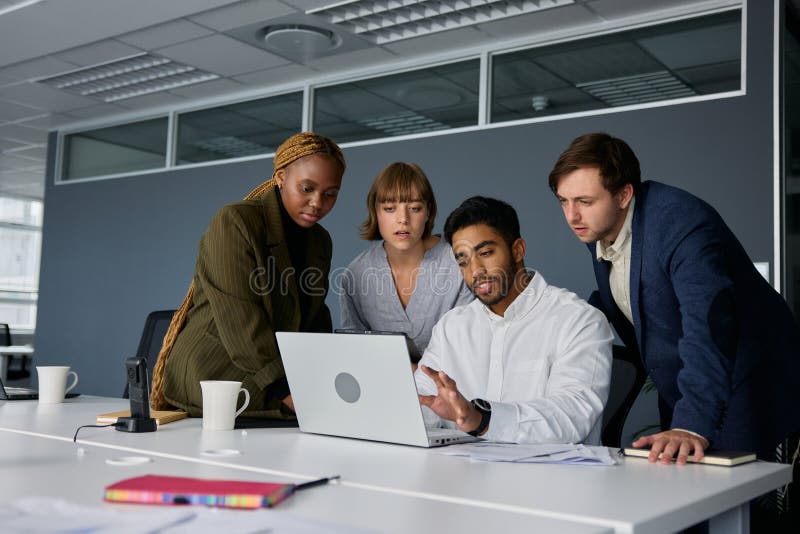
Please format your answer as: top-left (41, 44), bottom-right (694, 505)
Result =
top-left (0, 0), bottom-right (243, 67)
top-left (0, 137), bottom-right (26, 151)
top-left (0, 82), bottom-right (98, 112)
top-left (0, 56), bottom-right (79, 86)
top-left (305, 47), bottom-right (395, 72)
top-left (167, 78), bottom-right (245, 99)
top-left (117, 19), bottom-right (215, 50)
top-left (477, 3), bottom-right (600, 40)
top-left (383, 27), bottom-right (486, 56)
top-left (16, 113), bottom-right (75, 129)
top-left (64, 103), bottom-right (129, 120)
top-left (113, 91), bottom-right (188, 110)
top-left (0, 99), bottom-right (45, 122)
top-left (55, 39), bottom-right (143, 67)
top-left (7, 145), bottom-right (45, 161)
top-left (0, 153), bottom-right (41, 170)
top-left (278, 0), bottom-right (336, 10)
top-left (585, 0), bottom-right (709, 20)
top-left (0, 123), bottom-right (47, 143)
top-left (156, 34), bottom-right (289, 76)
top-left (233, 63), bottom-right (316, 87)
top-left (189, 0), bottom-right (297, 31)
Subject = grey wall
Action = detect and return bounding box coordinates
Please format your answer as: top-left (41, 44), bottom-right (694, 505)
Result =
top-left (36, 1), bottom-right (774, 398)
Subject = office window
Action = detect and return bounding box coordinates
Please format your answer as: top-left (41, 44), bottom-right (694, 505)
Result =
top-left (176, 92), bottom-right (303, 164)
top-left (0, 196), bottom-right (42, 330)
top-left (313, 59), bottom-right (480, 143)
top-left (491, 11), bottom-right (741, 123)
top-left (62, 117), bottom-right (168, 180)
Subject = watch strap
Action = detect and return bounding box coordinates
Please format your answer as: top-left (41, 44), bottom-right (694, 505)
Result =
top-left (468, 398), bottom-right (491, 437)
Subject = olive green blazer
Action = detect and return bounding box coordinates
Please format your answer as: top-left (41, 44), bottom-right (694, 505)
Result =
top-left (163, 187), bottom-right (332, 417)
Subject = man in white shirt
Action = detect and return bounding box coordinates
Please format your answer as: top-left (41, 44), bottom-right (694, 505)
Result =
top-left (415, 196), bottom-right (613, 444)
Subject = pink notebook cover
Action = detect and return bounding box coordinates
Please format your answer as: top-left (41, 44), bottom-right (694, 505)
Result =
top-left (104, 474), bottom-right (295, 509)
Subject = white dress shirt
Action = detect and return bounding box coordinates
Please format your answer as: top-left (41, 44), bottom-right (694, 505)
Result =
top-left (414, 271), bottom-right (613, 445)
top-left (596, 197), bottom-right (635, 324)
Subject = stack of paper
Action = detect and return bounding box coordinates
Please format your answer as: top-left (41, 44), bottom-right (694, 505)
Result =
top-left (435, 442), bottom-right (619, 465)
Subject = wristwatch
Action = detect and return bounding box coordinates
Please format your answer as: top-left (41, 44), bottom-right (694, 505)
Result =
top-left (468, 398), bottom-right (492, 437)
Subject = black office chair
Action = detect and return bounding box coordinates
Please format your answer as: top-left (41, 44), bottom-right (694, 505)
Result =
top-left (601, 345), bottom-right (647, 448)
top-left (1, 322), bottom-right (31, 381)
top-left (122, 310), bottom-right (176, 398)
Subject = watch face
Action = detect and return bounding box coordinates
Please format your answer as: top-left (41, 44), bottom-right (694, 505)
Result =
top-left (473, 398), bottom-right (491, 412)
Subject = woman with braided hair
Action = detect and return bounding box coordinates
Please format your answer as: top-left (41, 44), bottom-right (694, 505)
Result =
top-left (151, 132), bottom-right (345, 418)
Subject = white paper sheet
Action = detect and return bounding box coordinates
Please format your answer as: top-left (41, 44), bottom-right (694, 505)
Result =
top-left (0, 497), bottom-right (376, 534)
top-left (434, 442), bottom-right (619, 465)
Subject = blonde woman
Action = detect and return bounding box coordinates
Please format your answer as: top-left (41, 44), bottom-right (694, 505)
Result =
top-left (339, 162), bottom-right (472, 361)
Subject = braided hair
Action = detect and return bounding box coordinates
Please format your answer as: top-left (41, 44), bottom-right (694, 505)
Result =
top-left (150, 132), bottom-right (344, 409)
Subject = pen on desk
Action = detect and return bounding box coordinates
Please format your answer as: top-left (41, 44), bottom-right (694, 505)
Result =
top-left (295, 475), bottom-right (341, 491)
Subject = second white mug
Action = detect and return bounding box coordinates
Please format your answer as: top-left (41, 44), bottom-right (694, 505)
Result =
top-left (200, 380), bottom-right (250, 431)
top-left (36, 366), bottom-right (78, 404)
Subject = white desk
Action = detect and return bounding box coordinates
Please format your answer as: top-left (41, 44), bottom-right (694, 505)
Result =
top-left (0, 345), bottom-right (33, 382)
top-left (0, 414), bottom-right (608, 533)
top-left (0, 396), bottom-right (791, 533)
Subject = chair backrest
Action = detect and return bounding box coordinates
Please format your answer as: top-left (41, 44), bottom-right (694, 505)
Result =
top-left (123, 310), bottom-right (176, 398)
top-left (601, 345), bottom-right (647, 448)
top-left (0, 323), bottom-right (11, 346)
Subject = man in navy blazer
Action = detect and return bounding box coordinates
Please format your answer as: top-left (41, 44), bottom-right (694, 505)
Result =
top-left (549, 132), bottom-right (800, 464)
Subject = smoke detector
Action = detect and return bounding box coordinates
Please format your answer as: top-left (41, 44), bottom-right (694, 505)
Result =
top-left (531, 95), bottom-right (549, 111)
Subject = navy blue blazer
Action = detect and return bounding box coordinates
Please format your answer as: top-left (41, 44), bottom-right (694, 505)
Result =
top-left (588, 181), bottom-right (800, 457)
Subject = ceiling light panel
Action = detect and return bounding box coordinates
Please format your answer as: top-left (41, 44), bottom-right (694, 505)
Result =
top-left (37, 53), bottom-right (219, 103)
top-left (577, 71), bottom-right (696, 107)
top-left (309, 0), bottom-right (575, 44)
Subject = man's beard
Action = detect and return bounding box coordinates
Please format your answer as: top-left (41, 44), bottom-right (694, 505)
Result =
top-left (470, 259), bottom-right (517, 308)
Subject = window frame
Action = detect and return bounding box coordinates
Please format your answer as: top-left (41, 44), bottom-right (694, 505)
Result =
top-left (53, 4), bottom-right (746, 185)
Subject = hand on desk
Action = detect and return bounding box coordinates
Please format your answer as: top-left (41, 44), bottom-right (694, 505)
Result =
top-left (417, 365), bottom-right (482, 434)
top-left (632, 429), bottom-right (709, 465)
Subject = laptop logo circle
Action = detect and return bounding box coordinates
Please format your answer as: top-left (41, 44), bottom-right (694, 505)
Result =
top-left (334, 372), bottom-right (361, 403)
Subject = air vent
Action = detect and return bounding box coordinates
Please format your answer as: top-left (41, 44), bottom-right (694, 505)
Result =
top-left (37, 53), bottom-right (219, 103)
top-left (577, 71), bottom-right (696, 107)
top-left (308, 0), bottom-right (575, 44)
top-left (261, 24), bottom-right (341, 62)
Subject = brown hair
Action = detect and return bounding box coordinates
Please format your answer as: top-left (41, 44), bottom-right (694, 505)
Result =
top-left (548, 133), bottom-right (641, 195)
top-left (150, 132), bottom-right (345, 410)
top-left (359, 162), bottom-right (437, 241)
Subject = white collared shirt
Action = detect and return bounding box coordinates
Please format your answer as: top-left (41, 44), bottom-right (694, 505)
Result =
top-left (596, 197), bottom-right (635, 324)
top-left (414, 272), bottom-right (613, 444)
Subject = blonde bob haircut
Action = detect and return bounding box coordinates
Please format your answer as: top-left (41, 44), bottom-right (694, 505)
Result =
top-left (359, 162), bottom-right (437, 241)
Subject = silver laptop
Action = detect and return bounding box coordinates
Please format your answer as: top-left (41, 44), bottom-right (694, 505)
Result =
top-left (276, 332), bottom-right (477, 447)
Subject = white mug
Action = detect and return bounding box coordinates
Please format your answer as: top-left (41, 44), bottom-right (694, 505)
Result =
top-left (36, 366), bottom-right (78, 404)
top-left (200, 381), bottom-right (250, 431)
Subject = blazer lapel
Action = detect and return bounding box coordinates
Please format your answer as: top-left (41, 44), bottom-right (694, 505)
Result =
top-left (629, 188), bottom-right (645, 350)
top-left (262, 188), bottom-right (300, 332)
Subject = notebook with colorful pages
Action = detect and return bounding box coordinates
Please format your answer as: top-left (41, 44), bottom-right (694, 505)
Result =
top-left (104, 475), bottom-right (296, 509)
top-left (96, 410), bottom-right (187, 426)
top-left (623, 448), bottom-right (757, 466)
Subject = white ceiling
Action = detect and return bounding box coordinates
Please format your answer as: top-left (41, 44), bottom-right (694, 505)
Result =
top-left (0, 0), bottom-right (736, 199)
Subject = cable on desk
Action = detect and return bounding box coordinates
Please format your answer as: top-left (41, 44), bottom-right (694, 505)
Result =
top-left (73, 423), bottom-right (125, 443)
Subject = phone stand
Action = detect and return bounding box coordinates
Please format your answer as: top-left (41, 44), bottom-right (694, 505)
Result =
top-left (118, 356), bottom-right (157, 433)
